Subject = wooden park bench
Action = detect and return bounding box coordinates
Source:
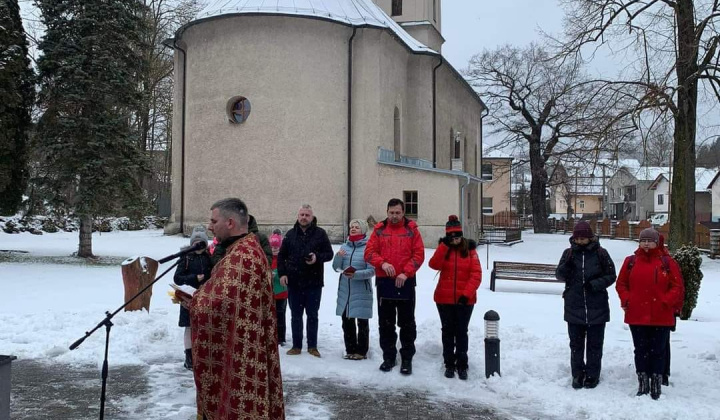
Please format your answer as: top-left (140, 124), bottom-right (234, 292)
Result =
top-left (489, 261), bottom-right (561, 292)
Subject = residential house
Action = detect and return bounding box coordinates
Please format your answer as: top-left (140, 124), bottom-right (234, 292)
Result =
top-left (481, 144), bottom-right (513, 215)
top-left (607, 164), bottom-right (665, 220)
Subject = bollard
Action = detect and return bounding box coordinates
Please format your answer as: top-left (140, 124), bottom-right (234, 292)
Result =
top-left (0, 355), bottom-right (17, 420)
top-left (484, 310), bottom-right (501, 378)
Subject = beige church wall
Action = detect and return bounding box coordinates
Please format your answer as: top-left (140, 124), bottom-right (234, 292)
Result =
top-left (404, 54), bottom-right (435, 160)
top-left (167, 44), bottom-right (186, 233)
top-left (366, 165), bottom-right (463, 247)
top-left (167, 16), bottom-right (352, 237)
top-left (401, 25), bottom-right (445, 52)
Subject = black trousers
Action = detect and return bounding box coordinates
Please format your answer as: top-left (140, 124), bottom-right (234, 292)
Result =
top-left (630, 325), bottom-right (670, 375)
top-left (341, 310), bottom-right (369, 356)
top-left (378, 297), bottom-right (416, 362)
top-left (437, 303), bottom-right (474, 370)
top-left (567, 322), bottom-right (606, 378)
top-left (275, 298), bottom-right (287, 344)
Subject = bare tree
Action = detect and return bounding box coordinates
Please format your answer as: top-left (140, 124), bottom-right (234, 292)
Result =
top-left (557, 0), bottom-right (720, 249)
top-left (467, 44), bottom-right (632, 232)
top-left (135, 0), bottom-right (202, 213)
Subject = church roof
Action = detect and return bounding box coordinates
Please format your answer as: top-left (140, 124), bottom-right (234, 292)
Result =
top-left (196, 0), bottom-right (436, 54)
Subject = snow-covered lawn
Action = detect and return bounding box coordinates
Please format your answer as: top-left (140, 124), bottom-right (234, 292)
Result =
top-left (1, 230), bottom-right (718, 419)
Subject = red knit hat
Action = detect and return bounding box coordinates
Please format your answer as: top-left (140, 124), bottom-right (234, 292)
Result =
top-left (446, 215), bottom-right (463, 238)
top-left (572, 221), bottom-right (593, 240)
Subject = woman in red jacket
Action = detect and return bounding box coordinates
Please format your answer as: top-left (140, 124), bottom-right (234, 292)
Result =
top-left (428, 215), bottom-right (482, 380)
top-left (616, 228), bottom-right (684, 400)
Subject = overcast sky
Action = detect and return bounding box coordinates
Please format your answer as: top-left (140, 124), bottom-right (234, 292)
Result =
top-left (441, 0), bottom-right (566, 72)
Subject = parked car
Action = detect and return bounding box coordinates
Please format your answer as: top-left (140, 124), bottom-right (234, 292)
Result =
top-left (648, 213), bottom-right (668, 225)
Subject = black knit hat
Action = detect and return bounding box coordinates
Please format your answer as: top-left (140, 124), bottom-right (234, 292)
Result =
top-left (446, 215), bottom-right (463, 238)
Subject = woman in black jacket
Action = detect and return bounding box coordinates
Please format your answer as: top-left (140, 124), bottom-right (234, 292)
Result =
top-left (173, 228), bottom-right (212, 370)
top-left (556, 221), bottom-right (616, 389)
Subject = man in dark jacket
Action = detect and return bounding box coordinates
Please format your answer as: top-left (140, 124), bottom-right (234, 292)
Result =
top-left (278, 204), bottom-right (333, 357)
top-left (364, 198), bottom-right (425, 375)
top-left (556, 221), bottom-right (616, 389)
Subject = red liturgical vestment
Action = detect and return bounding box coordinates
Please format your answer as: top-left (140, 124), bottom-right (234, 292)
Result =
top-left (190, 234), bottom-right (285, 419)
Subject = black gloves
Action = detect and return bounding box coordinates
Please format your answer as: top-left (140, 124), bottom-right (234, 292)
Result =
top-left (441, 236), bottom-right (451, 246)
top-left (457, 295), bottom-right (469, 305)
top-left (584, 281), bottom-right (595, 292)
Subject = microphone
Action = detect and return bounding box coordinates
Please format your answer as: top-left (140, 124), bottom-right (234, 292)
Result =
top-left (158, 241), bottom-right (207, 264)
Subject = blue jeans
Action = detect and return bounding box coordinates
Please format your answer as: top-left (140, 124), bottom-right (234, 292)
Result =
top-left (288, 286), bottom-right (322, 349)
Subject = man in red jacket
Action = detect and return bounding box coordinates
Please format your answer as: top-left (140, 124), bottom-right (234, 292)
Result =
top-left (364, 198), bottom-right (425, 375)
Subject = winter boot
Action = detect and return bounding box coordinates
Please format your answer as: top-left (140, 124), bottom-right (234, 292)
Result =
top-left (183, 349), bottom-right (193, 371)
top-left (650, 374), bottom-right (662, 400)
top-left (572, 374), bottom-right (585, 389)
top-left (636, 372), bottom-right (649, 396)
top-left (379, 359), bottom-right (396, 372)
top-left (400, 359), bottom-right (412, 375)
top-left (444, 367), bottom-right (455, 379)
top-left (457, 369), bottom-right (468, 381)
top-left (662, 374), bottom-right (669, 386)
top-left (583, 376), bottom-right (599, 389)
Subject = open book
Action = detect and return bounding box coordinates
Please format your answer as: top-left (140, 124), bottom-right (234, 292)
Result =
top-left (169, 284), bottom-right (195, 301)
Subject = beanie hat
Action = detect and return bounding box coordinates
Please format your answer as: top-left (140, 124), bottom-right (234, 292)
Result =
top-left (272, 228), bottom-right (282, 235)
top-left (639, 228), bottom-right (660, 244)
top-left (572, 221), bottom-right (593, 240)
top-left (189, 226), bottom-right (209, 246)
top-left (445, 215), bottom-right (463, 238)
top-left (269, 233), bottom-right (282, 248)
top-left (349, 219), bottom-right (369, 235)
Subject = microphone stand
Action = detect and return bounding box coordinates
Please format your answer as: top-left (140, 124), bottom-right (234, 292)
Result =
top-left (69, 259), bottom-right (181, 420)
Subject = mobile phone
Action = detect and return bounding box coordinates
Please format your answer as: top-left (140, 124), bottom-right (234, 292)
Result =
top-left (343, 266), bottom-right (357, 275)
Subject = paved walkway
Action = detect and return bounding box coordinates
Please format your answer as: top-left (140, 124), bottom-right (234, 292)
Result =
top-left (10, 360), bottom-right (509, 419)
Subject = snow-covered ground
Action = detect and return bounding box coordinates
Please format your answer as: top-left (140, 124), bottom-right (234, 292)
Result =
top-left (1, 230), bottom-right (719, 419)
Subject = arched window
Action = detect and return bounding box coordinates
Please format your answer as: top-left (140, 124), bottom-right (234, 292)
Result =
top-left (394, 107), bottom-right (401, 162)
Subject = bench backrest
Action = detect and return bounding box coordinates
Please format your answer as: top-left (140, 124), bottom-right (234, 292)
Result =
top-left (493, 261), bottom-right (558, 279)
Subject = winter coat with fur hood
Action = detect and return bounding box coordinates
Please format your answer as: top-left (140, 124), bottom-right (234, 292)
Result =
top-left (428, 239), bottom-right (482, 305)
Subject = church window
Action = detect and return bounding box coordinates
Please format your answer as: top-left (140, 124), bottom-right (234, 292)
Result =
top-left (226, 96), bottom-right (251, 124)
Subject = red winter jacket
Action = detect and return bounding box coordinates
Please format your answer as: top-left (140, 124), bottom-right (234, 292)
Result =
top-left (428, 241), bottom-right (482, 304)
top-left (364, 218), bottom-right (425, 278)
top-left (615, 245), bottom-right (684, 326)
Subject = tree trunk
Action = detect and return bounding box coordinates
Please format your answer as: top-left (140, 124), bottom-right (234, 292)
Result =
top-left (669, 0), bottom-right (698, 251)
top-left (529, 140), bottom-right (550, 233)
top-left (78, 214), bottom-right (94, 258)
top-left (120, 256), bottom-right (158, 312)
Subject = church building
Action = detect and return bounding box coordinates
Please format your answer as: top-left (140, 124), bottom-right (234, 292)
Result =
top-left (165, 0), bottom-right (487, 244)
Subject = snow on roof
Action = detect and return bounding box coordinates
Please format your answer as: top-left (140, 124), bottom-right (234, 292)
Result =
top-left (630, 166), bottom-right (666, 181)
top-left (696, 168), bottom-right (716, 191)
top-left (648, 168), bottom-right (716, 192)
top-left (195, 0), bottom-right (436, 54)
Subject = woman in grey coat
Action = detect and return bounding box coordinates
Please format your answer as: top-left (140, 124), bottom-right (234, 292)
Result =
top-left (333, 219), bottom-right (375, 360)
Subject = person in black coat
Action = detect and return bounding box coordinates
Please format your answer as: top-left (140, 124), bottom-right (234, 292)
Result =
top-left (277, 205), bottom-right (333, 357)
top-left (173, 228), bottom-right (212, 370)
top-left (556, 221), bottom-right (616, 389)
